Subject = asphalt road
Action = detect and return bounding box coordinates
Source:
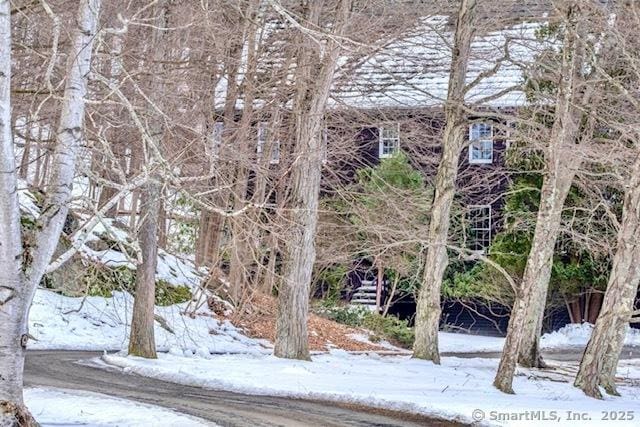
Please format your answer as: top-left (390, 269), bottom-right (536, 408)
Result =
top-left (24, 351), bottom-right (466, 427)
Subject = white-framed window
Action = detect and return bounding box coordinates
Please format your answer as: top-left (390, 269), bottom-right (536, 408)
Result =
top-left (505, 121), bottom-right (517, 149)
top-left (468, 205), bottom-right (492, 252)
top-left (469, 123), bottom-right (493, 164)
top-left (257, 122), bottom-right (280, 164)
top-left (378, 124), bottom-right (400, 158)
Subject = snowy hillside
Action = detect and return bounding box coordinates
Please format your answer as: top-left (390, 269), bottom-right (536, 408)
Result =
top-left (29, 288), bottom-right (270, 354)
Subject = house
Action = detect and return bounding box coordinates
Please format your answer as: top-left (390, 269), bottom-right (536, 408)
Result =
top-left (207, 7), bottom-right (585, 335)
top-left (321, 15), bottom-right (546, 334)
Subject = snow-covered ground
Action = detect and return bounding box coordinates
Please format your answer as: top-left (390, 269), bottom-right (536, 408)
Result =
top-left (440, 331), bottom-right (504, 353)
top-left (27, 285), bottom-right (640, 426)
top-left (26, 387), bottom-right (212, 426)
top-left (29, 288), bottom-right (270, 354)
top-left (358, 324), bottom-right (640, 355)
top-left (541, 323), bottom-right (640, 349)
top-left (443, 323), bottom-right (640, 353)
top-left (102, 350), bottom-right (640, 427)
top-left (25, 288), bottom-right (509, 354)
top-left (29, 286), bottom-right (640, 354)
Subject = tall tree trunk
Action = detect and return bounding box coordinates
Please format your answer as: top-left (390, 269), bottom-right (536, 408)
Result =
top-left (262, 233), bottom-right (279, 294)
top-left (127, 0), bottom-right (170, 358)
top-left (517, 171), bottom-right (576, 367)
top-left (129, 191), bottom-right (140, 229)
top-left (566, 297), bottom-right (581, 324)
top-left (574, 153), bottom-right (640, 398)
top-left (494, 1), bottom-right (586, 392)
top-left (413, 0), bottom-right (477, 364)
top-left (129, 177), bottom-right (160, 358)
top-left (493, 174), bottom-right (575, 394)
top-left (96, 31), bottom-right (124, 218)
top-left (274, 0), bottom-right (352, 360)
top-left (493, 291), bottom-right (527, 394)
top-left (516, 11), bottom-right (589, 370)
top-left (517, 0), bottom-right (606, 369)
top-left (195, 211), bottom-right (208, 267)
top-left (227, 53), bottom-right (259, 303)
top-left (201, 9), bottom-right (245, 273)
top-left (0, 2), bottom-right (34, 423)
top-left (0, 0), bottom-right (100, 423)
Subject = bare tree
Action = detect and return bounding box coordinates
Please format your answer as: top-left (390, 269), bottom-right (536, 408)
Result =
top-left (0, 1), bottom-right (30, 424)
top-left (128, 176), bottom-right (161, 358)
top-left (0, 0), bottom-right (100, 423)
top-left (514, 0), bottom-right (614, 369)
top-left (274, 0), bottom-right (353, 360)
top-left (494, 0), bottom-right (586, 393)
top-left (574, 154), bottom-right (640, 398)
top-left (127, 0), bottom-right (172, 359)
top-left (574, 1), bottom-right (640, 398)
top-left (413, 0), bottom-right (478, 363)
top-left (494, 0), bottom-right (611, 393)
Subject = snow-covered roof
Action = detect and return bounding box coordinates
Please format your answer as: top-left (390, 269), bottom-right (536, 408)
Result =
top-left (331, 16), bottom-right (544, 110)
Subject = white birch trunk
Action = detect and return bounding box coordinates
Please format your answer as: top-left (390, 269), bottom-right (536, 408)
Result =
top-left (413, 0), bottom-right (476, 364)
top-left (0, 2), bottom-right (33, 423)
top-left (0, 0), bottom-right (100, 424)
top-left (26, 0), bottom-right (101, 290)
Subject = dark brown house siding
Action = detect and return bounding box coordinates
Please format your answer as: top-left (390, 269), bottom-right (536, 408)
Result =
top-left (323, 111), bottom-right (513, 247)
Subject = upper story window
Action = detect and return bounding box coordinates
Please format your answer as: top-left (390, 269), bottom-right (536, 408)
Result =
top-left (257, 122), bottom-right (280, 164)
top-left (379, 124), bottom-right (400, 158)
top-left (469, 122), bottom-right (493, 164)
top-left (468, 205), bottom-right (491, 252)
top-left (505, 121), bottom-right (517, 149)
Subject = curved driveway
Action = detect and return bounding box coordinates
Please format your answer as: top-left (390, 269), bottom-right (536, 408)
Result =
top-left (25, 351), bottom-right (465, 427)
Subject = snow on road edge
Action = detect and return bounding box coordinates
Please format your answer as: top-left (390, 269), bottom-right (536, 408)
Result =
top-left (26, 387), bottom-right (214, 426)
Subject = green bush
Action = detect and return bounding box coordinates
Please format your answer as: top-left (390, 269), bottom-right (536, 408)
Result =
top-left (86, 266), bottom-right (136, 297)
top-left (154, 280), bottom-right (192, 306)
top-left (317, 304), bottom-right (370, 326)
top-left (316, 304), bottom-right (414, 348)
top-left (362, 313), bottom-right (414, 348)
